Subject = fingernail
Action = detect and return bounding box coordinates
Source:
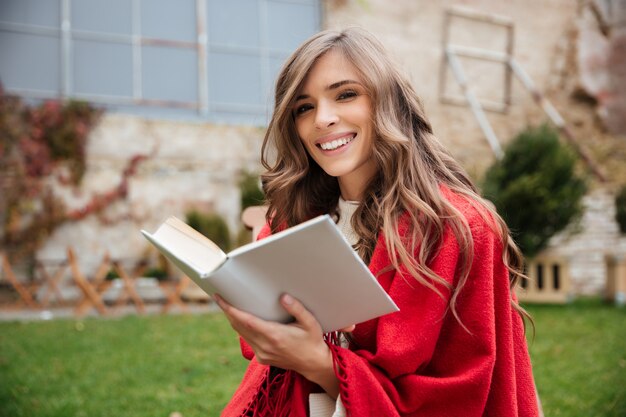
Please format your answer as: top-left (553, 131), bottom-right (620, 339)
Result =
top-left (282, 294), bottom-right (293, 305)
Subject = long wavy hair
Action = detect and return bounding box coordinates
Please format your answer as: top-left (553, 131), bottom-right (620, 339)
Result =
top-left (261, 27), bottom-right (529, 327)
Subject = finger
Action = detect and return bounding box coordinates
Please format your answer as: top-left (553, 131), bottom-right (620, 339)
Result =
top-left (215, 294), bottom-right (258, 328)
top-left (213, 293), bottom-right (226, 309)
top-left (214, 294), bottom-right (235, 315)
top-left (216, 294), bottom-right (279, 336)
top-left (214, 294), bottom-right (250, 322)
top-left (280, 294), bottom-right (319, 331)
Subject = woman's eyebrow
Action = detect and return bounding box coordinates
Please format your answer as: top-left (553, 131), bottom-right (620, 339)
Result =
top-left (327, 79), bottom-right (361, 90)
top-left (295, 79), bottom-right (362, 101)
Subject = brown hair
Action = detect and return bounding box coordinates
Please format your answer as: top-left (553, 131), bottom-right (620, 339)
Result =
top-left (261, 27), bottom-right (529, 328)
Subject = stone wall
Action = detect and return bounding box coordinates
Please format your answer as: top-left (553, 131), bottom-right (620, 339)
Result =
top-left (324, 0), bottom-right (578, 174)
top-left (548, 189), bottom-right (626, 295)
top-left (36, 0), bottom-right (624, 295)
top-left (577, 0), bottom-right (626, 135)
top-left (38, 115), bottom-right (264, 272)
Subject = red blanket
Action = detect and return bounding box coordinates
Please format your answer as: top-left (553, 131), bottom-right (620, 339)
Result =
top-left (221, 190), bottom-right (539, 417)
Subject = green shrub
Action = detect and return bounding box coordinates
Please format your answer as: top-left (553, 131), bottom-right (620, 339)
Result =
top-left (185, 210), bottom-right (231, 252)
top-left (616, 185), bottom-right (626, 234)
top-left (482, 124), bottom-right (587, 258)
top-left (143, 267), bottom-right (167, 281)
top-left (105, 269), bottom-right (119, 280)
top-left (239, 172), bottom-right (265, 211)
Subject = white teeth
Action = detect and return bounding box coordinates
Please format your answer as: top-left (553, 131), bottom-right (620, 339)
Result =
top-left (320, 135), bottom-right (354, 150)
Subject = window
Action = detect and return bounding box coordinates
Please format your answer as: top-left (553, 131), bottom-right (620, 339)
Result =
top-left (0, 0), bottom-right (321, 125)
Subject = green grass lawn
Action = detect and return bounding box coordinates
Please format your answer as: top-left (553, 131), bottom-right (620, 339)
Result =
top-left (524, 299), bottom-right (626, 417)
top-left (0, 299), bottom-right (624, 417)
top-left (0, 313), bottom-right (249, 417)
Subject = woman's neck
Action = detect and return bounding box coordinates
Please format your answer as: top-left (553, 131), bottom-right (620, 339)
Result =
top-left (337, 161), bottom-right (378, 201)
top-left (338, 177), bottom-right (367, 202)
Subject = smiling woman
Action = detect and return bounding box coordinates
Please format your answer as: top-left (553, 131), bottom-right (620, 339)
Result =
top-left (293, 51), bottom-right (376, 202)
top-left (217, 28), bottom-right (541, 417)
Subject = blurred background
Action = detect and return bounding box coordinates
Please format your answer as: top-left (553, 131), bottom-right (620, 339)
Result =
top-left (0, 1), bottom-right (624, 416)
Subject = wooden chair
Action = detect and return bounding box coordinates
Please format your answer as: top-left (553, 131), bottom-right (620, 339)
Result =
top-left (67, 247), bottom-right (109, 316)
top-left (241, 205), bottom-right (268, 241)
top-left (110, 259), bottom-right (146, 314)
top-left (160, 275), bottom-right (191, 314)
top-left (33, 258), bottom-right (69, 307)
top-left (0, 252), bottom-right (39, 309)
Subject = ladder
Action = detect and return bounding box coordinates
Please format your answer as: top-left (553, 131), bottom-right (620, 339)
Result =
top-left (439, 6), bottom-right (606, 182)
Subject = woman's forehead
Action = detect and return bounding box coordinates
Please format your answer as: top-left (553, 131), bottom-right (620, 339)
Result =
top-left (298, 50), bottom-right (363, 93)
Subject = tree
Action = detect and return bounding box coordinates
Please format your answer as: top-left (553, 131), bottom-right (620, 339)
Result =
top-left (482, 125), bottom-right (587, 258)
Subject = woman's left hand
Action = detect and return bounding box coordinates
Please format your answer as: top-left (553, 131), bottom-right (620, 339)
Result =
top-left (214, 293), bottom-right (333, 383)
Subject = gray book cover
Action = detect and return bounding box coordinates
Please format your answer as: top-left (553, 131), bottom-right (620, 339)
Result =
top-left (142, 215), bottom-right (399, 332)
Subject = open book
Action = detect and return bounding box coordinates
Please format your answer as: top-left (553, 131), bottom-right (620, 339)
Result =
top-left (141, 215), bottom-right (398, 332)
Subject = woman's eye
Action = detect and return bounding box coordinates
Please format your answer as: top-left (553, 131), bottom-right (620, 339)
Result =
top-left (337, 90), bottom-right (358, 101)
top-left (294, 104), bottom-right (313, 116)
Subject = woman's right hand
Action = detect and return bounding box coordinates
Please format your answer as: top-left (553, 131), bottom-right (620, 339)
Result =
top-left (214, 293), bottom-right (344, 398)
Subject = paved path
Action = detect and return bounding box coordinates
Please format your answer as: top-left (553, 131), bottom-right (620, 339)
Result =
top-left (0, 302), bottom-right (221, 322)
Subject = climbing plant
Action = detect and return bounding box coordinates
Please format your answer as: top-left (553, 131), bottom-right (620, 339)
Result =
top-left (0, 87), bottom-right (150, 263)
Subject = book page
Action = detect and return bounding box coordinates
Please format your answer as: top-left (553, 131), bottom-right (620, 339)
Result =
top-left (153, 217), bottom-right (227, 274)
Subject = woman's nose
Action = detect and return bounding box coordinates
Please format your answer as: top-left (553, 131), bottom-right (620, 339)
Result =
top-left (314, 102), bottom-right (339, 129)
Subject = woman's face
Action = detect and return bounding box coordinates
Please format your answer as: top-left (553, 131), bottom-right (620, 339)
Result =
top-left (293, 50), bottom-right (377, 201)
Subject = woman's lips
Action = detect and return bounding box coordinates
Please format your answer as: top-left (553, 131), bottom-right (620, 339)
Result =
top-left (316, 133), bottom-right (356, 151)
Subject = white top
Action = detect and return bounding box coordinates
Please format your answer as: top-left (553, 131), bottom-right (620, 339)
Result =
top-left (308, 197), bottom-right (359, 417)
top-left (335, 197), bottom-right (360, 246)
top-left (309, 393), bottom-right (347, 417)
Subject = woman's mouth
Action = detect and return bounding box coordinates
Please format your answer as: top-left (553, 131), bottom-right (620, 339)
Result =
top-left (318, 134), bottom-right (356, 151)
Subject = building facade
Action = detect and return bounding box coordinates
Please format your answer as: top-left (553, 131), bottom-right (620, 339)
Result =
top-left (2, 0), bottom-right (624, 295)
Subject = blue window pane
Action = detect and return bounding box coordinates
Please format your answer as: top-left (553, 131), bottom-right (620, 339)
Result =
top-left (73, 40), bottom-right (132, 97)
top-left (142, 46), bottom-right (198, 102)
top-left (0, 0), bottom-right (60, 27)
top-left (72, 0), bottom-right (132, 35)
top-left (208, 0), bottom-right (259, 48)
top-left (267, 1), bottom-right (318, 52)
top-left (263, 54), bottom-right (289, 108)
top-left (209, 52), bottom-right (262, 106)
top-left (268, 54), bottom-right (288, 89)
top-left (0, 0), bottom-right (322, 124)
top-left (141, 0), bottom-right (196, 42)
top-left (0, 32), bottom-right (60, 93)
